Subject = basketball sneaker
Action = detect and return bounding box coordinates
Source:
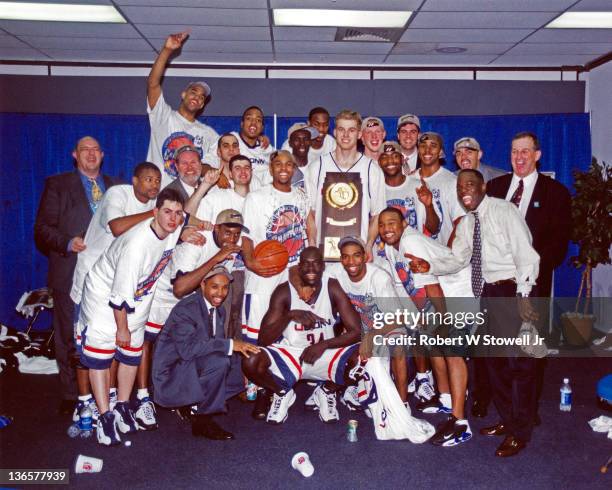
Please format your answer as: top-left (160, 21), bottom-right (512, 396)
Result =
top-left (430, 415), bottom-right (472, 447)
top-left (407, 377), bottom-right (416, 394)
top-left (340, 385), bottom-right (361, 411)
top-left (96, 411), bottom-right (121, 446)
top-left (113, 401), bottom-right (138, 434)
top-left (134, 397), bottom-right (158, 431)
top-left (266, 390), bottom-right (296, 425)
top-left (417, 396), bottom-right (452, 414)
top-left (72, 397), bottom-right (100, 423)
top-left (415, 378), bottom-right (436, 402)
top-left (313, 385), bottom-right (339, 423)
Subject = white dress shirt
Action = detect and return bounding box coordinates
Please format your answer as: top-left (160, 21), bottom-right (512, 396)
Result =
top-left (204, 298), bottom-right (233, 355)
top-left (428, 196), bottom-right (539, 296)
top-left (402, 150), bottom-right (418, 175)
top-left (505, 171), bottom-right (538, 218)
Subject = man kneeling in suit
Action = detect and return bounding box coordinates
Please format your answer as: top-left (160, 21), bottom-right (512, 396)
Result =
top-left (153, 265), bottom-right (260, 439)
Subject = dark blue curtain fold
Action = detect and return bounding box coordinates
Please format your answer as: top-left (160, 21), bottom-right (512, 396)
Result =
top-left (0, 112), bottom-right (591, 330)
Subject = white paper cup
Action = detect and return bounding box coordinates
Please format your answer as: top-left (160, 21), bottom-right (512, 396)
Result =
top-left (75, 454), bottom-right (103, 474)
top-left (291, 451), bottom-right (314, 478)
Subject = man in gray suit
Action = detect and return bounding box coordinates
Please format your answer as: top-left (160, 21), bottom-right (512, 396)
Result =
top-left (454, 137), bottom-right (506, 183)
top-left (34, 136), bottom-right (121, 414)
top-left (153, 266), bottom-right (259, 440)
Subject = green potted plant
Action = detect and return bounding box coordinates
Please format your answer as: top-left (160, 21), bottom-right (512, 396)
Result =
top-left (562, 158), bottom-right (612, 345)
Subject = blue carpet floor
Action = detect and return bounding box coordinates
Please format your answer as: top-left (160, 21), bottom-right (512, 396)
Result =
top-left (0, 357), bottom-right (611, 489)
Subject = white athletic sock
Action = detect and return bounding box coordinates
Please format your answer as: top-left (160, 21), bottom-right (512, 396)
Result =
top-left (78, 394), bottom-right (91, 402)
top-left (137, 388), bottom-right (150, 400)
top-left (109, 388), bottom-right (117, 396)
top-left (416, 372), bottom-right (429, 380)
top-left (439, 393), bottom-right (452, 409)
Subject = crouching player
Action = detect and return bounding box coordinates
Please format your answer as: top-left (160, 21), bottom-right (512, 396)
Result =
top-left (242, 247), bottom-right (361, 424)
top-left (77, 188), bottom-right (185, 446)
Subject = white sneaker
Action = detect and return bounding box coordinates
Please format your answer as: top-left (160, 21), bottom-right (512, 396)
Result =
top-left (407, 377), bottom-right (416, 393)
top-left (113, 401), bottom-right (138, 434)
top-left (313, 386), bottom-right (339, 423)
top-left (266, 390), bottom-right (296, 425)
top-left (304, 386), bottom-right (319, 412)
top-left (134, 397), bottom-right (158, 431)
top-left (340, 385), bottom-right (361, 411)
top-left (96, 411), bottom-right (121, 446)
top-left (415, 378), bottom-right (436, 402)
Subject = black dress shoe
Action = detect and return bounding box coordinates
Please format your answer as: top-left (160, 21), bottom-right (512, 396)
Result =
top-left (252, 389), bottom-right (271, 420)
top-left (471, 399), bottom-right (488, 418)
top-left (192, 416), bottom-right (234, 440)
top-left (58, 399), bottom-right (76, 416)
top-left (479, 422), bottom-right (507, 436)
top-left (495, 435), bottom-right (526, 457)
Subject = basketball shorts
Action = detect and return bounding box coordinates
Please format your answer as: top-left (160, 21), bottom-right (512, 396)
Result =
top-left (242, 292), bottom-right (272, 343)
top-left (145, 305), bottom-right (173, 342)
top-left (79, 320), bottom-right (145, 370)
top-left (262, 342), bottom-right (359, 392)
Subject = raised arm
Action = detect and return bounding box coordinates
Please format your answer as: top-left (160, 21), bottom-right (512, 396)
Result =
top-left (147, 31), bottom-right (189, 110)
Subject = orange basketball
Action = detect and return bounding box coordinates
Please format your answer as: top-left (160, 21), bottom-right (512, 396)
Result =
top-left (253, 240), bottom-right (289, 274)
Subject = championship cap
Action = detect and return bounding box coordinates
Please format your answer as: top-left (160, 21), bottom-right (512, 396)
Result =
top-left (203, 265), bottom-right (233, 282)
top-left (338, 235), bottom-right (366, 252)
top-left (215, 209), bottom-right (249, 233)
top-left (454, 137), bottom-right (481, 152)
top-left (288, 123), bottom-right (320, 140)
top-left (419, 132), bottom-right (446, 159)
top-left (397, 114), bottom-right (421, 130)
top-left (174, 144), bottom-right (202, 160)
top-left (382, 140), bottom-right (402, 154)
top-left (361, 116), bottom-right (385, 131)
top-left (185, 81), bottom-right (211, 98)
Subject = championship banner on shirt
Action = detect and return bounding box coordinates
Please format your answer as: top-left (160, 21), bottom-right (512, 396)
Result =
top-left (320, 172), bottom-right (363, 261)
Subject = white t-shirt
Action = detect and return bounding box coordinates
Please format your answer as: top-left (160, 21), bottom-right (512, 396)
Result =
top-left (79, 219), bottom-right (181, 331)
top-left (327, 263), bottom-right (402, 332)
top-left (281, 134), bottom-right (337, 163)
top-left (405, 167), bottom-right (465, 245)
top-left (70, 185), bottom-right (155, 304)
top-left (304, 152), bottom-right (386, 245)
top-left (146, 92), bottom-right (219, 188)
top-left (196, 187), bottom-right (247, 223)
top-left (242, 184), bottom-right (310, 296)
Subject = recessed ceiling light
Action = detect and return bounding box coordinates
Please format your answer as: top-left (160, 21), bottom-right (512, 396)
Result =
top-left (435, 47), bottom-right (467, 54)
top-left (273, 9), bottom-right (412, 28)
top-left (0, 2), bottom-right (126, 23)
top-left (546, 12), bottom-right (612, 28)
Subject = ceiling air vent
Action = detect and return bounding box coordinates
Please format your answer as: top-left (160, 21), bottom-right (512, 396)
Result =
top-left (335, 27), bottom-right (404, 43)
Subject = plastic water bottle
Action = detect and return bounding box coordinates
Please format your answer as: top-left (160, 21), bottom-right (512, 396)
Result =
top-left (67, 423), bottom-right (81, 438)
top-left (560, 378), bottom-right (572, 412)
top-left (246, 382), bottom-right (258, 401)
top-left (79, 405), bottom-right (93, 438)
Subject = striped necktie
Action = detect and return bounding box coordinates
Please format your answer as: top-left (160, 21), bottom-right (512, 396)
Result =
top-left (471, 212), bottom-right (483, 298)
top-left (510, 179), bottom-right (524, 207)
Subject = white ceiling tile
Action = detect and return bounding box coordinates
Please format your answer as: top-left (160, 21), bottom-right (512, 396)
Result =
top-left (275, 53), bottom-right (386, 64)
top-left (159, 39), bottom-right (273, 53)
top-left (569, 0), bottom-right (612, 10)
top-left (43, 49), bottom-right (154, 62)
top-left (421, 0), bottom-right (576, 11)
top-left (0, 20), bottom-right (141, 38)
top-left (527, 28), bottom-right (612, 42)
top-left (275, 41), bottom-right (392, 54)
top-left (509, 43), bottom-right (612, 55)
top-left (491, 54), bottom-right (597, 65)
top-left (410, 12), bottom-right (558, 28)
top-left (385, 54), bottom-right (496, 65)
top-left (19, 36), bottom-right (152, 51)
top-left (268, 69), bottom-right (370, 79)
top-left (119, 7), bottom-right (269, 26)
top-left (270, 0), bottom-right (421, 9)
top-left (400, 28), bottom-right (533, 43)
top-left (374, 70), bottom-right (474, 79)
top-left (117, 0), bottom-right (267, 6)
top-left (392, 42), bottom-right (513, 55)
top-left (273, 27), bottom-right (337, 41)
top-left (476, 71), bottom-right (561, 81)
top-left (169, 52), bottom-right (274, 63)
top-left (139, 25), bottom-right (271, 41)
top-left (0, 48), bottom-right (49, 60)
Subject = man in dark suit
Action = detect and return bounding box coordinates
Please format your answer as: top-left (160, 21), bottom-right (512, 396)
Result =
top-left (481, 131), bottom-right (571, 419)
top-left (152, 266), bottom-right (259, 440)
top-left (34, 136), bottom-right (121, 414)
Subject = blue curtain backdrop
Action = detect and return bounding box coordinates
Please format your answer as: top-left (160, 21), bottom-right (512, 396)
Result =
top-left (0, 112), bottom-right (591, 330)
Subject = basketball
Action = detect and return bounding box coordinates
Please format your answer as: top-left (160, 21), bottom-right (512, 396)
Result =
top-left (253, 240), bottom-right (289, 274)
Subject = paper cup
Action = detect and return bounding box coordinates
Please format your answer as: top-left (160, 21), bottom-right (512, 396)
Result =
top-left (291, 451), bottom-right (314, 478)
top-left (75, 454), bottom-right (103, 474)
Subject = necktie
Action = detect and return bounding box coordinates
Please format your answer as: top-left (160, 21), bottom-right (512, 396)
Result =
top-left (208, 307), bottom-right (215, 338)
top-left (471, 212), bottom-right (483, 298)
top-left (89, 178), bottom-right (103, 203)
top-left (510, 179), bottom-right (524, 207)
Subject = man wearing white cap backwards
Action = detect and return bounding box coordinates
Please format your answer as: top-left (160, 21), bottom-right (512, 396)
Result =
top-left (147, 31), bottom-right (219, 188)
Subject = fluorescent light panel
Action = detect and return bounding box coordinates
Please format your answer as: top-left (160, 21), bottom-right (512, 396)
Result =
top-left (0, 2), bottom-right (126, 23)
top-left (546, 12), bottom-right (612, 29)
top-left (273, 9), bottom-right (411, 28)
